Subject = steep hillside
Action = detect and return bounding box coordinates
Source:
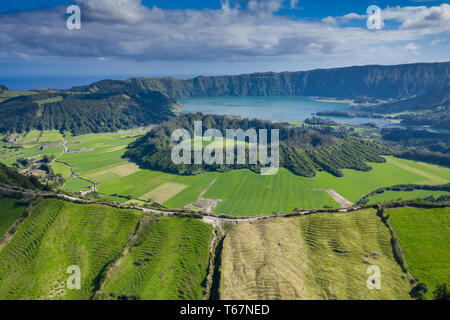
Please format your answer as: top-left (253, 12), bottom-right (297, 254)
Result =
top-left (0, 199), bottom-right (143, 300)
top-left (77, 62), bottom-right (450, 100)
top-left (0, 89), bottom-right (177, 135)
top-left (99, 216), bottom-right (212, 300)
top-left (0, 162), bottom-right (45, 190)
top-left (220, 210), bottom-right (411, 300)
top-left (371, 86), bottom-right (450, 113)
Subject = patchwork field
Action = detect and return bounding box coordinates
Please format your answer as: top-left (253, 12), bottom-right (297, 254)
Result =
top-left (2, 129), bottom-right (449, 215)
top-left (0, 199), bottom-right (143, 300)
top-left (388, 207), bottom-right (450, 297)
top-left (100, 217), bottom-right (212, 300)
top-left (220, 210), bottom-right (411, 300)
top-left (96, 156), bottom-right (450, 216)
top-left (0, 197), bottom-right (26, 237)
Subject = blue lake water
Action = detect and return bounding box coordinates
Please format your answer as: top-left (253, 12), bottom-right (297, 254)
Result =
top-left (180, 96), bottom-right (393, 126)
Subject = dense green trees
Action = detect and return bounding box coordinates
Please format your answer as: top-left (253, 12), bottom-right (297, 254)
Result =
top-left (0, 89), bottom-right (176, 135)
top-left (0, 162), bottom-right (46, 190)
top-left (125, 113), bottom-right (388, 177)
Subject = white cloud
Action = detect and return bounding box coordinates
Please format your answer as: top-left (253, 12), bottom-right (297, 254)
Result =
top-left (431, 38), bottom-right (450, 46)
top-left (404, 43), bottom-right (420, 53)
top-left (0, 0), bottom-right (448, 66)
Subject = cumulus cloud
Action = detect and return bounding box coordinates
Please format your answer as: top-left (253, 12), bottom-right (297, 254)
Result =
top-left (0, 0), bottom-right (448, 65)
top-left (404, 43), bottom-right (420, 53)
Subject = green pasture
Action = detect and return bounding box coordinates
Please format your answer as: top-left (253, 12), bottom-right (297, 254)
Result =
top-left (388, 207), bottom-right (450, 298)
top-left (101, 217), bottom-right (212, 300)
top-left (0, 199), bottom-right (143, 300)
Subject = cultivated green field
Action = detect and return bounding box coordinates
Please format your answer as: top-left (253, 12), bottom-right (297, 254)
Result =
top-left (97, 156), bottom-right (450, 216)
top-left (2, 129), bottom-right (449, 216)
top-left (388, 207), bottom-right (450, 297)
top-left (0, 199), bottom-right (143, 300)
top-left (51, 161), bottom-right (72, 178)
top-left (100, 217), bottom-right (212, 300)
top-left (0, 197), bottom-right (26, 237)
top-left (39, 130), bottom-right (64, 143)
top-left (60, 177), bottom-right (92, 193)
top-left (369, 190), bottom-right (450, 204)
top-left (220, 209), bottom-right (411, 299)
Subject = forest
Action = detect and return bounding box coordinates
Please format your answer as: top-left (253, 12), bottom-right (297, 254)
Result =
top-left (125, 113), bottom-right (389, 177)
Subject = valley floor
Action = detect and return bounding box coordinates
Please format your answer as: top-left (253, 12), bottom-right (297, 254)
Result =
top-left (1, 130), bottom-right (449, 216)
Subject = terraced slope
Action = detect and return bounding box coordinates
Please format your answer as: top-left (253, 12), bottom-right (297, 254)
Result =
top-left (0, 199), bottom-right (142, 300)
top-left (220, 210), bottom-right (411, 300)
top-left (388, 207), bottom-right (450, 296)
top-left (100, 217), bottom-right (212, 300)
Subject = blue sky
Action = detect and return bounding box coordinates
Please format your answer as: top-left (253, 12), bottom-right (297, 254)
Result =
top-left (1, 0), bottom-right (449, 89)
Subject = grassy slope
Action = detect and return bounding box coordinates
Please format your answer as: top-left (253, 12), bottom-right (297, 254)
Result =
top-left (369, 190), bottom-right (450, 204)
top-left (100, 217), bottom-right (212, 300)
top-left (220, 210), bottom-right (411, 300)
top-left (388, 207), bottom-right (450, 296)
top-left (0, 199), bottom-right (142, 300)
top-left (0, 197), bottom-right (26, 236)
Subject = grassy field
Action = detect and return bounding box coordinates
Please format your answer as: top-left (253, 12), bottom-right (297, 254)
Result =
top-left (2, 128), bottom-right (449, 216)
top-left (23, 130), bottom-right (41, 143)
top-left (369, 190), bottom-right (450, 204)
top-left (220, 209), bottom-right (411, 300)
top-left (51, 161), bottom-right (72, 178)
top-left (96, 156), bottom-right (450, 216)
top-left (0, 197), bottom-right (26, 237)
top-left (39, 130), bottom-right (64, 143)
top-left (0, 199), bottom-right (143, 300)
top-left (60, 178), bottom-right (92, 193)
top-left (100, 217), bottom-right (212, 300)
top-left (0, 90), bottom-right (35, 103)
top-left (203, 157), bottom-right (450, 216)
top-left (388, 207), bottom-right (450, 297)
top-left (98, 169), bottom-right (218, 207)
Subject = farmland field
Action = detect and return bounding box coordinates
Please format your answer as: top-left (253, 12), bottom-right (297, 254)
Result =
top-left (60, 177), bottom-right (92, 193)
top-left (368, 190), bottom-right (450, 204)
top-left (388, 207), bottom-right (450, 297)
top-left (97, 156), bottom-right (450, 216)
top-left (39, 130), bottom-right (64, 143)
top-left (0, 197), bottom-right (26, 237)
top-left (220, 209), bottom-right (411, 300)
top-left (100, 217), bottom-right (212, 300)
top-left (1, 129), bottom-right (449, 216)
top-left (0, 199), bottom-right (143, 300)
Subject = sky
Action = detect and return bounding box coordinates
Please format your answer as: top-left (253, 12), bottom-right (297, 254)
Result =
top-left (0, 0), bottom-right (449, 88)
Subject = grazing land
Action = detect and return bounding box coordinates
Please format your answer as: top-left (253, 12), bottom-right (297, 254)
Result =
top-left (100, 217), bottom-right (212, 300)
top-left (369, 190), bottom-right (450, 204)
top-left (388, 207), bottom-right (450, 297)
top-left (220, 209), bottom-right (411, 300)
top-left (0, 197), bottom-right (26, 237)
top-left (0, 199), bottom-right (143, 300)
top-left (1, 129), bottom-right (449, 216)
